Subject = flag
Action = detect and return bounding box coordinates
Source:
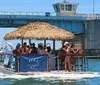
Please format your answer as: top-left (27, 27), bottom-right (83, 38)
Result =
top-left (3, 41), bottom-right (15, 68)
top-left (4, 41), bottom-right (14, 54)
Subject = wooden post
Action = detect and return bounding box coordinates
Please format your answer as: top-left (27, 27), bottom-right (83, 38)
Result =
top-left (44, 40), bottom-right (46, 49)
top-left (57, 56), bottom-right (59, 71)
top-left (29, 39), bottom-right (31, 45)
top-left (62, 41), bottom-right (65, 47)
top-left (21, 39), bottom-right (23, 47)
top-left (53, 40), bottom-right (55, 51)
top-left (47, 56), bottom-right (50, 72)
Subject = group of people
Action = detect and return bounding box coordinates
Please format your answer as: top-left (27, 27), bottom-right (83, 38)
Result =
top-left (13, 41), bottom-right (83, 72)
top-left (13, 42), bottom-right (52, 55)
top-left (12, 42), bottom-right (52, 72)
top-left (59, 42), bottom-right (78, 72)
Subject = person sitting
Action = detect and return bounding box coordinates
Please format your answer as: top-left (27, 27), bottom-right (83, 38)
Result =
top-left (20, 42), bottom-right (27, 54)
top-left (30, 43), bottom-right (37, 54)
top-left (37, 43), bottom-right (44, 54)
top-left (24, 45), bottom-right (32, 54)
top-left (20, 42), bottom-right (32, 54)
top-left (44, 43), bottom-right (51, 55)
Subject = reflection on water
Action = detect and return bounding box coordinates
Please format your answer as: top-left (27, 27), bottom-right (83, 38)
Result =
top-left (0, 77), bottom-right (100, 85)
top-left (0, 79), bottom-right (15, 85)
top-left (74, 77), bottom-right (100, 85)
top-left (0, 78), bottom-right (74, 85)
top-left (0, 78), bottom-right (100, 85)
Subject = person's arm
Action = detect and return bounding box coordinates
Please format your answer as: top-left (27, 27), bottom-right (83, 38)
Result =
top-left (63, 48), bottom-right (67, 52)
top-left (29, 48), bottom-right (32, 54)
top-left (66, 46), bottom-right (70, 52)
top-left (71, 48), bottom-right (78, 53)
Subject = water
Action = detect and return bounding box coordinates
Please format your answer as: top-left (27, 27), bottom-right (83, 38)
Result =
top-left (0, 59), bottom-right (100, 85)
top-left (1, 77), bottom-right (100, 85)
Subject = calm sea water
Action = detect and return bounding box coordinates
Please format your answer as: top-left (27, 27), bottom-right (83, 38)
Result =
top-left (0, 59), bottom-right (100, 85)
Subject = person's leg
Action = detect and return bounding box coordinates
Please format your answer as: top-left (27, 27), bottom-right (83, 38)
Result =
top-left (48, 59), bottom-right (50, 72)
top-left (71, 58), bottom-right (76, 71)
top-left (64, 57), bottom-right (67, 71)
top-left (15, 57), bottom-right (18, 72)
top-left (67, 57), bottom-right (71, 72)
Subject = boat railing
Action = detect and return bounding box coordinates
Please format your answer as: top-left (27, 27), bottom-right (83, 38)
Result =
top-left (0, 53), bottom-right (89, 72)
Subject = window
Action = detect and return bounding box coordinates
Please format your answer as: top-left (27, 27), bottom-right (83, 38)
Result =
top-left (65, 5), bottom-right (68, 10)
top-left (61, 4), bottom-right (64, 11)
top-left (68, 5), bottom-right (72, 11)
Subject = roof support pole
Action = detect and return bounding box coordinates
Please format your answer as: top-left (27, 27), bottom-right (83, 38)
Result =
top-left (21, 38), bottom-right (23, 46)
top-left (53, 40), bottom-right (55, 51)
top-left (62, 40), bottom-right (65, 47)
top-left (29, 39), bottom-right (31, 45)
top-left (44, 40), bottom-right (46, 49)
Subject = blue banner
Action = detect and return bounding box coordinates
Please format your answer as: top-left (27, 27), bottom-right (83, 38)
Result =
top-left (20, 55), bottom-right (47, 72)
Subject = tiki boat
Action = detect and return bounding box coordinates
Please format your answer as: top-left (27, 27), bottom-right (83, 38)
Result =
top-left (1, 22), bottom-right (99, 80)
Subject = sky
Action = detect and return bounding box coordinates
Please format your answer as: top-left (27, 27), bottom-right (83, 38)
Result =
top-left (0, 0), bottom-right (99, 14)
top-left (0, 0), bottom-right (99, 49)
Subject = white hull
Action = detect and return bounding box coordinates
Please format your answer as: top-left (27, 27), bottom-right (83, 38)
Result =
top-left (0, 65), bottom-right (100, 81)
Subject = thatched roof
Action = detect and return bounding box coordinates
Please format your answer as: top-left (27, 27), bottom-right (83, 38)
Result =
top-left (4, 22), bottom-right (75, 40)
top-left (4, 30), bottom-right (21, 40)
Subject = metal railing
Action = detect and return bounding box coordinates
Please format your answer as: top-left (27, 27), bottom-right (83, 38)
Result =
top-left (0, 11), bottom-right (87, 17)
top-left (0, 11), bottom-right (100, 20)
top-left (0, 11), bottom-right (56, 16)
